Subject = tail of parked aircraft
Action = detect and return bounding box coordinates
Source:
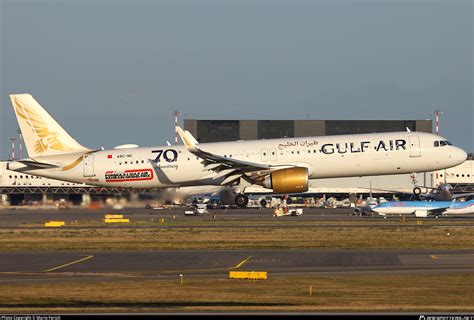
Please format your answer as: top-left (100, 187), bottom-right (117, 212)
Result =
top-left (10, 94), bottom-right (90, 158)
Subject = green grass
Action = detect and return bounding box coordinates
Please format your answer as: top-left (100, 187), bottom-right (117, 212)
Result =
top-left (0, 225), bottom-right (472, 251)
top-left (0, 274), bottom-right (472, 312)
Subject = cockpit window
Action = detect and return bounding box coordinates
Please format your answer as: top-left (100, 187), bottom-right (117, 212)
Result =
top-left (434, 140), bottom-right (452, 147)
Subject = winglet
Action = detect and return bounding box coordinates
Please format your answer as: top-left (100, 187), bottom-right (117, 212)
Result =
top-left (176, 126), bottom-right (199, 152)
top-left (406, 127), bottom-right (411, 132)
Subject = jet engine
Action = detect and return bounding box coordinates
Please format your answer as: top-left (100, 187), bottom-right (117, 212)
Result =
top-left (262, 167), bottom-right (309, 194)
top-left (414, 210), bottom-right (428, 218)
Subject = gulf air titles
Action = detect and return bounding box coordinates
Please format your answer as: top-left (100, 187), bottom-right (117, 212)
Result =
top-left (8, 94), bottom-right (467, 207)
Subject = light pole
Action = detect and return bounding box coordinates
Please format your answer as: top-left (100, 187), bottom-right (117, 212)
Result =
top-left (17, 128), bottom-right (23, 159)
top-left (10, 138), bottom-right (16, 160)
top-left (430, 109), bottom-right (443, 135)
top-left (171, 110), bottom-right (188, 145)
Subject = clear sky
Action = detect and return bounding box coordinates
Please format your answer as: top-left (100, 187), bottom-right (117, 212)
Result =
top-left (0, 0), bottom-right (472, 159)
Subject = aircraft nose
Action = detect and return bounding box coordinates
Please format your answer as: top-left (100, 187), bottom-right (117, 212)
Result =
top-left (449, 147), bottom-right (467, 165)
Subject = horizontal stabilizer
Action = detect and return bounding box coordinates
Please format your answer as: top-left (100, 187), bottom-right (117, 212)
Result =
top-left (7, 160), bottom-right (59, 171)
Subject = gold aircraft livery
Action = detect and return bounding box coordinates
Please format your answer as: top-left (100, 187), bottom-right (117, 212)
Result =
top-left (7, 94), bottom-right (467, 207)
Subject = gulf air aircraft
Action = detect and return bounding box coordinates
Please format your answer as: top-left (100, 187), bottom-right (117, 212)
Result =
top-left (7, 94), bottom-right (468, 207)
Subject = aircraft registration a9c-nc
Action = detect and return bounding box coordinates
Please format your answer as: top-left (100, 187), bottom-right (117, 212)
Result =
top-left (7, 94), bottom-right (468, 207)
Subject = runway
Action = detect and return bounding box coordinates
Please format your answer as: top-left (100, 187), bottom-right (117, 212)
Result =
top-left (1, 249), bottom-right (473, 283)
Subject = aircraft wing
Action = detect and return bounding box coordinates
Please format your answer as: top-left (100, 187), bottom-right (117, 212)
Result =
top-left (451, 193), bottom-right (474, 199)
top-left (176, 126), bottom-right (307, 185)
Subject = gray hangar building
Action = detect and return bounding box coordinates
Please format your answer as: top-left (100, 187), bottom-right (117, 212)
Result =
top-left (183, 119), bottom-right (433, 143)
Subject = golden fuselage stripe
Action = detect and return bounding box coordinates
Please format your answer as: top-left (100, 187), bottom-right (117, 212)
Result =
top-left (44, 255), bottom-right (94, 272)
top-left (62, 156), bottom-right (84, 171)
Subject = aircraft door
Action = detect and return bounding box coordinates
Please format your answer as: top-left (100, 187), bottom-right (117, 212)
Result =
top-left (83, 154), bottom-right (95, 177)
top-left (408, 135), bottom-right (421, 158)
top-left (261, 148), bottom-right (268, 162)
top-left (270, 148), bottom-right (277, 162)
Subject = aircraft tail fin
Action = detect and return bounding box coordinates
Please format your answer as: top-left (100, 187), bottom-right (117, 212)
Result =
top-left (10, 94), bottom-right (91, 158)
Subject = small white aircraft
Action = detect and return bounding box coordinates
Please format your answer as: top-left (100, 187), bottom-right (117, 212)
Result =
top-left (7, 94), bottom-right (467, 207)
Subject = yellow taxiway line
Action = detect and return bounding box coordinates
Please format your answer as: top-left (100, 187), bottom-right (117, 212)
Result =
top-left (229, 255), bottom-right (253, 270)
top-left (44, 255), bottom-right (94, 272)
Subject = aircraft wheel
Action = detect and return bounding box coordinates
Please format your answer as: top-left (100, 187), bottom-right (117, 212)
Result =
top-left (260, 199), bottom-right (267, 208)
top-left (413, 187), bottom-right (422, 195)
top-left (235, 194), bottom-right (249, 208)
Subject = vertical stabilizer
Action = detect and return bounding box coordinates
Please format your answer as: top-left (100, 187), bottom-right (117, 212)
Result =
top-left (10, 94), bottom-right (90, 158)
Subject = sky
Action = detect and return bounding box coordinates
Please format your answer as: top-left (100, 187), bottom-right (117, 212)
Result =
top-left (0, 0), bottom-right (472, 159)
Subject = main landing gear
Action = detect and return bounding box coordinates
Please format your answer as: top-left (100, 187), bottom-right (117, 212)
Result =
top-left (234, 194), bottom-right (249, 208)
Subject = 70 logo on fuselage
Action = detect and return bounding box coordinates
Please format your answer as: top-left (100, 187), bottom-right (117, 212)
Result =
top-left (152, 149), bottom-right (178, 163)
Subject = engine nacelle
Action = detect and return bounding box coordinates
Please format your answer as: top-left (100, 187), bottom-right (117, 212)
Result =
top-left (414, 210), bottom-right (428, 218)
top-left (263, 167), bottom-right (309, 194)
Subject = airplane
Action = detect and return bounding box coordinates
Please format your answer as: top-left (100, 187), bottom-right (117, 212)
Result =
top-left (371, 200), bottom-right (474, 218)
top-left (6, 94), bottom-right (468, 207)
top-left (411, 183), bottom-right (474, 201)
top-left (362, 183), bottom-right (474, 201)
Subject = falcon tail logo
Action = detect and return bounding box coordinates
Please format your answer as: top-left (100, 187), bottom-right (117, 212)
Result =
top-left (14, 97), bottom-right (73, 154)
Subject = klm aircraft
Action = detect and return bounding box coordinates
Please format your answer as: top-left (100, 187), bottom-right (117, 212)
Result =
top-left (372, 200), bottom-right (474, 218)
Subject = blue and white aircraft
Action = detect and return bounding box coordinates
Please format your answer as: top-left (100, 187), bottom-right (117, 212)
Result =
top-left (371, 200), bottom-right (474, 218)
